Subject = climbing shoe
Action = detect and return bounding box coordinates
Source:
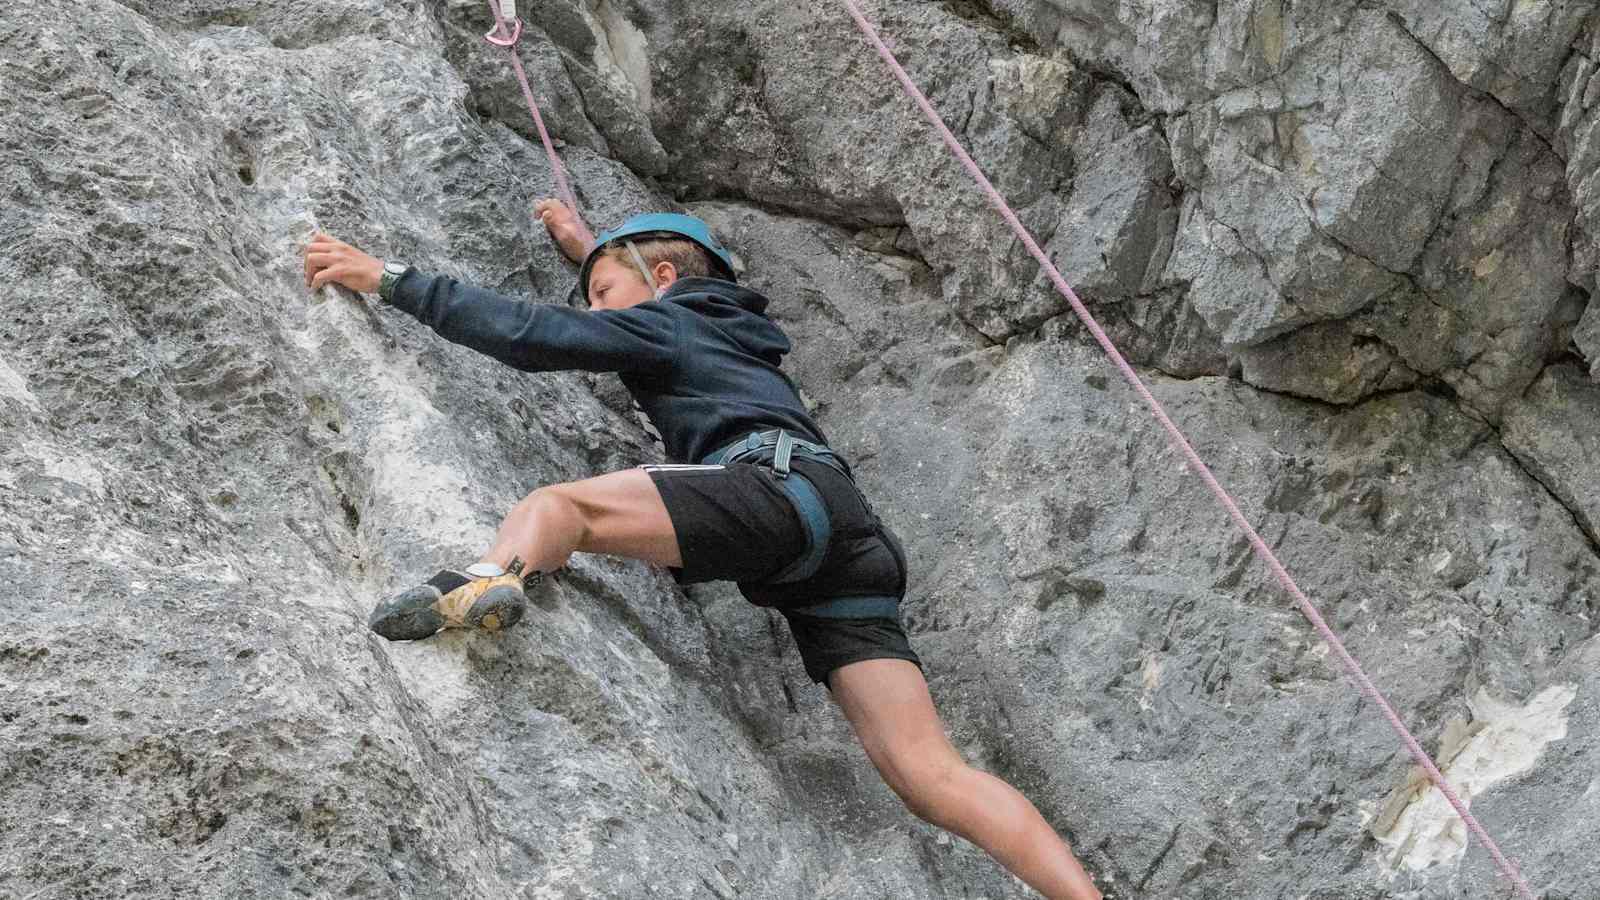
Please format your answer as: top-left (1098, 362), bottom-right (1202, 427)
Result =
top-left (369, 559), bottom-right (533, 641)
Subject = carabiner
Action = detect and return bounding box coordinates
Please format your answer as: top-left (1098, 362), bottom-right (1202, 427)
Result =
top-left (484, 15), bottom-right (523, 48)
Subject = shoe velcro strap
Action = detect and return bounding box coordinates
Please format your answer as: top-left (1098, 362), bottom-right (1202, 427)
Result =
top-left (426, 570), bottom-right (472, 595)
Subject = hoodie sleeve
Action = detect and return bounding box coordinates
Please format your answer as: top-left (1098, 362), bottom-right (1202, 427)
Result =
top-left (386, 270), bottom-right (680, 376)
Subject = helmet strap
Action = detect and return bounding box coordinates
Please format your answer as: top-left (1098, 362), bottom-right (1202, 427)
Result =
top-left (624, 241), bottom-right (656, 289)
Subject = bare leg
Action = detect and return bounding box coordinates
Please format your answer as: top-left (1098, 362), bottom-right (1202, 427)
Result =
top-left (371, 469), bottom-right (685, 640)
top-left (830, 659), bottom-right (1102, 900)
top-left (480, 468), bottom-right (683, 573)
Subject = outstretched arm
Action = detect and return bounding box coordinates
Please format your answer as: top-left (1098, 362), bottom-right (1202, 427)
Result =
top-left (302, 194), bottom-right (588, 291)
top-left (386, 269), bottom-right (679, 374)
top-left (300, 232), bottom-right (677, 376)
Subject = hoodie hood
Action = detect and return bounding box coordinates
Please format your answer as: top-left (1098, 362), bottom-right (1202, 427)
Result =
top-left (661, 277), bottom-right (791, 366)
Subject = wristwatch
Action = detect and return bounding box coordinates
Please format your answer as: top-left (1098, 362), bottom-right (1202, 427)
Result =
top-left (378, 261), bottom-right (410, 303)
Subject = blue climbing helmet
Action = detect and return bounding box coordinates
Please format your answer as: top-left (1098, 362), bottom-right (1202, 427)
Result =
top-left (577, 213), bottom-right (737, 300)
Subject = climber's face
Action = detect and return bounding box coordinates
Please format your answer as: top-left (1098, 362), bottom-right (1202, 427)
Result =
top-left (586, 254), bottom-right (677, 311)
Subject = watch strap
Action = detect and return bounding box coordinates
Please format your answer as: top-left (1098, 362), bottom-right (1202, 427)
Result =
top-left (378, 262), bottom-right (409, 303)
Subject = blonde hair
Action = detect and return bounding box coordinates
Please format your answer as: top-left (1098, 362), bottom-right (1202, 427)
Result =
top-left (600, 237), bottom-right (718, 283)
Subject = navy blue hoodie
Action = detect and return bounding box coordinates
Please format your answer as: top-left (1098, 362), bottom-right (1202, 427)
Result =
top-left (387, 272), bottom-right (828, 464)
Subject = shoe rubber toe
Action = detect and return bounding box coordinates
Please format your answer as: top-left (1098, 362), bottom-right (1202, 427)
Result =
top-left (369, 586), bottom-right (447, 641)
top-left (467, 584), bottom-right (527, 632)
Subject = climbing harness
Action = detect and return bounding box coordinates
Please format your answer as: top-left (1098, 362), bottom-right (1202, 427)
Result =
top-left (704, 429), bottom-right (851, 586)
top-left (481, 0), bottom-right (595, 248)
top-left (705, 429), bottom-right (846, 584)
top-left (832, 1), bottom-right (1536, 896)
top-left (704, 428), bottom-right (849, 481)
top-left (707, 429), bottom-right (899, 618)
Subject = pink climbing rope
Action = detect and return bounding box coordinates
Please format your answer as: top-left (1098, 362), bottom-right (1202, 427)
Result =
top-left (482, 1), bottom-right (596, 248)
top-left (833, 1), bottom-right (1536, 896)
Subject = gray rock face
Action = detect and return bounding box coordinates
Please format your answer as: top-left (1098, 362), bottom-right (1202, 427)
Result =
top-left (1157, 6), bottom-right (1579, 417)
top-left (1561, 19), bottom-right (1600, 326)
top-left (3, 1), bottom-right (1599, 899)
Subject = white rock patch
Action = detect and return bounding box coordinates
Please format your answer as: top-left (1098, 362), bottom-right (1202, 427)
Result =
top-left (0, 355), bottom-right (39, 409)
top-left (587, 0), bottom-right (652, 114)
top-left (1368, 684), bottom-right (1576, 877)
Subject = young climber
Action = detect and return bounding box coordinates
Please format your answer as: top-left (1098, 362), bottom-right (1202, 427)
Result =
top-left (300, 203), bottom-right (1104, 900)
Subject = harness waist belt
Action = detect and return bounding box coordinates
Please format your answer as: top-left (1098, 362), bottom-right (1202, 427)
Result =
top-left (702, 429), bottom-right (850, 480)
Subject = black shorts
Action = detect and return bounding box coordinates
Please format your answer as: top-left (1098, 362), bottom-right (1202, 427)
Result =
top-left (644, 458), bottom-right (922, 687)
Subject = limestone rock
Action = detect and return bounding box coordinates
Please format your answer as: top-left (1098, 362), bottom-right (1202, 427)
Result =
top-left (3, 1), bottom-right (1599, 899)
